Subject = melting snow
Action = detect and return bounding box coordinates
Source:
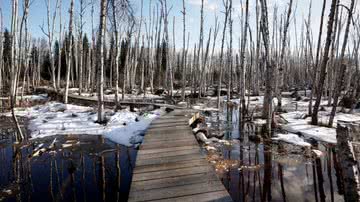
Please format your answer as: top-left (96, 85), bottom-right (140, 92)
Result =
top-left (272, 133), bottom-right (311, 147)
top-left (4, 102), bottom-right (163, 146)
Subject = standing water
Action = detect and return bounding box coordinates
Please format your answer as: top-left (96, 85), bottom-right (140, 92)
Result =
top-left (0, 128), bottom-right (137, 201)
top-left (202, 102), bottom-right (344, 202)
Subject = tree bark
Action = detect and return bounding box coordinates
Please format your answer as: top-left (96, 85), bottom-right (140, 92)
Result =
top-left (328, 0), bottom-right (355, 127)
top-left (97, 0), bottom-right (107, 123)
top-left (64, 0), bottom-right (74, 104)
top-left (311, 0), bottom-right (338, 125)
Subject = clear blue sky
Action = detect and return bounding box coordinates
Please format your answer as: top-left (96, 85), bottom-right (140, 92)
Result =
top-left (0, 0), bottom-right (356, 51)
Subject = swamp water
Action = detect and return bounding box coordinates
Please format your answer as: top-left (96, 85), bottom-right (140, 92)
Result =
top-left (0, 132), bottom-right (136, 202)
top-left (0, 101), bottom-right (348, 202)
top-left (203, 104), bottom-right (345, 202)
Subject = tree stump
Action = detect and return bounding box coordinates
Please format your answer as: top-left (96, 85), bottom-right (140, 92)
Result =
top-left (336, 122), bottom-right (360, 201)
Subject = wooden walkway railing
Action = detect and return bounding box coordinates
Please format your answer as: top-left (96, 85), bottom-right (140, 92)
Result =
top-left (128, 109), bottom-right (232, 202)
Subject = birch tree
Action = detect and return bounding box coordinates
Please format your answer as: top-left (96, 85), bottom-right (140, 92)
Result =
top-left (40, 0), bottom-right (59, 90)
top-left (97, 0), bottom-right (107, 123)
top-left (10, 0), bottom-right (24, 140)
top-left (64, 0), bottom-right (74, 104)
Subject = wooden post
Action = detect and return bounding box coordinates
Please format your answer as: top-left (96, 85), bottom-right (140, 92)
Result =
top-left (336, 122), bottom-right (360, 201)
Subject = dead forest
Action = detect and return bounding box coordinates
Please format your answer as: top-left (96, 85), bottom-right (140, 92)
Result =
top-left (0, 0), bottom-right (359, 138)
top-left (2, 0), bottom-right (360, 201)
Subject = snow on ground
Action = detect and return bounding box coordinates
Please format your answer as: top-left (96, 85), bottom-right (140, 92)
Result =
top-left (280, 111), bottom-right (337, 144)
top-left (272, 133), bottom-right (312, 147)
top-left (3, 102), bottom-right (163, 146)
top-left (279, 110), bottom-right (360, 144)
top-left (78, 92), bottom-right (163, 100)
top-left (20, 94), bottom-right (48, 101)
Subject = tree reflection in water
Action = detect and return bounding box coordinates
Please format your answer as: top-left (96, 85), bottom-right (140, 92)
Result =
top-left (205, 106), bottom-right (346, 202)
top-left (0, 133), bottom-right (136, 202)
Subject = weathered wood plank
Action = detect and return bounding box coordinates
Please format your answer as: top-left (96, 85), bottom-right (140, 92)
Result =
top-left (137, 145), bottom-right (199, 155)
top-left (133, 159), bottom-right (210, 174)
top-left (135, 153), bottom-right (205, 167)
top-left (129, 109), bottom-right (232, 202)
top-left (132, 166), bottom-right (213, 182)
top-left (145, 129), bottom-right (191, 136)
top-left (136, 148), bottom-right (201, 160)
top-left (128, 181), bottom-right (226, 202)
top-left (151, 191), bottom-right (233, 202)
top-left (152, 119), bottom-right (189, 125)
top-left (139, 139), bottom-right (198, 150)
top-left (149, 122), bottom-right (188, 129)
top-left (131, 173), bottom-right (219, 191)
top-left (146, 125), bottom-right (190, 132)
top-left (143, 135), bottom-right (194, 143)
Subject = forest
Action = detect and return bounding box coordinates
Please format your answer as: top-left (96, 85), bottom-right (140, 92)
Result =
top-left (1, 0), bottom-right (360, 201)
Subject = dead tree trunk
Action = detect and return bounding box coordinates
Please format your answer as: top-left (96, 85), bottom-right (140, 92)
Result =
top-left (41, 0), bottom-right (59, 91)
top-left (10, 0), bottom-right (23, 140)
top-left (276, 0), bottom-right (293, 109)
top-left (64, 0), bottom-right (74, 104)
top-left (309, 0), bottom-right (327, 115)
top-left (311, 0), bottom-right (337, 125)
top-left (239, 0), bottom-right (249, 132)
top-left (328, 0), bottom-right (355, 127)
top-left (97, 0), bottom-right (107, 123)
top-left (181, 0), bottom-right (186, 101)
top-left (217, 0), bottom-right (230, 109)
top-left (336, 122), bottom-right (360, 201)
top-left (57, 0), bottom-right (62, 89)
top-left (111, 0), bottom-right (120, 107)
top-left (260, 0), bottom-right (273, 134)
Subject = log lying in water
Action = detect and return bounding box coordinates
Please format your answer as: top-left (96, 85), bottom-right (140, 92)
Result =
top-left (336, 121), bottom-right (360, 201)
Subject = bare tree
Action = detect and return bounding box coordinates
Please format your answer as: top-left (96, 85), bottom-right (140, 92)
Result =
top-left (56, 0), bottom-right (62, 89)
top-left (111, 0), bottom-right (120, 107)
top-left (181, 0), bottom-right (186, 101)
top-left (328, 0), bottom-right (356, 126)
top-left (64, 0), bottom-right (74, 104)
top-left (311, 0), bottom-right (338, 125)
top-left (97, 0), bottom-right (107, 123)
top-left (259, 0), bottom-right (273, 133)
top-left (217, 0), bottom-right (230, 109)
top-left (276, 0), bottom-right (293, 109)
top-left (0, 8), bottom-right (4, 92)
top-left (10, 0), bottom-right (24, 140)
top-left (309, 0), bottom-right (327, 115)
top-left (239, 0), bottom-right (249, 132)
top-left (78, 0), bottom-right (89, 95)
top-left (40, 0), bottom-right (60, 90)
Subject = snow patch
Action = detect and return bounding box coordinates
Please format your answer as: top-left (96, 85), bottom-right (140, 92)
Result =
top-left (4, 102), bottom-right (163, 146)
top-left (272, 133), bottom-right (311, 147)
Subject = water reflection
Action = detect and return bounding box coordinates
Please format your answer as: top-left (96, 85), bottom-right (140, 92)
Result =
top-left (0, 134), bottom-right (136, 202)
top-left (203, 104), bottom-right (345, 202)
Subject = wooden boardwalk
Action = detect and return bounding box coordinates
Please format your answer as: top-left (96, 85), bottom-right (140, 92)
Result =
top-left (128, 110), bottom-right (233, 202)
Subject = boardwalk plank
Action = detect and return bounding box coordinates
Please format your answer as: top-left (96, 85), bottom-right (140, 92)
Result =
top-left (129, 110), bottom-right (232, 202)
top-left (132, 166), bottom-right (213, 182)
top-left (137, 145), bottom-right (199, 155)
top-left (135, 153), bottom-right (205, 166)
top-left (133, 159), bottom-right (210, 174)
top-left (151, 191), bottom-right (233, 202)
top-left (128, 181), bottom-right (226, 202)
top-left (136, 148), bottom-right (201, 160)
